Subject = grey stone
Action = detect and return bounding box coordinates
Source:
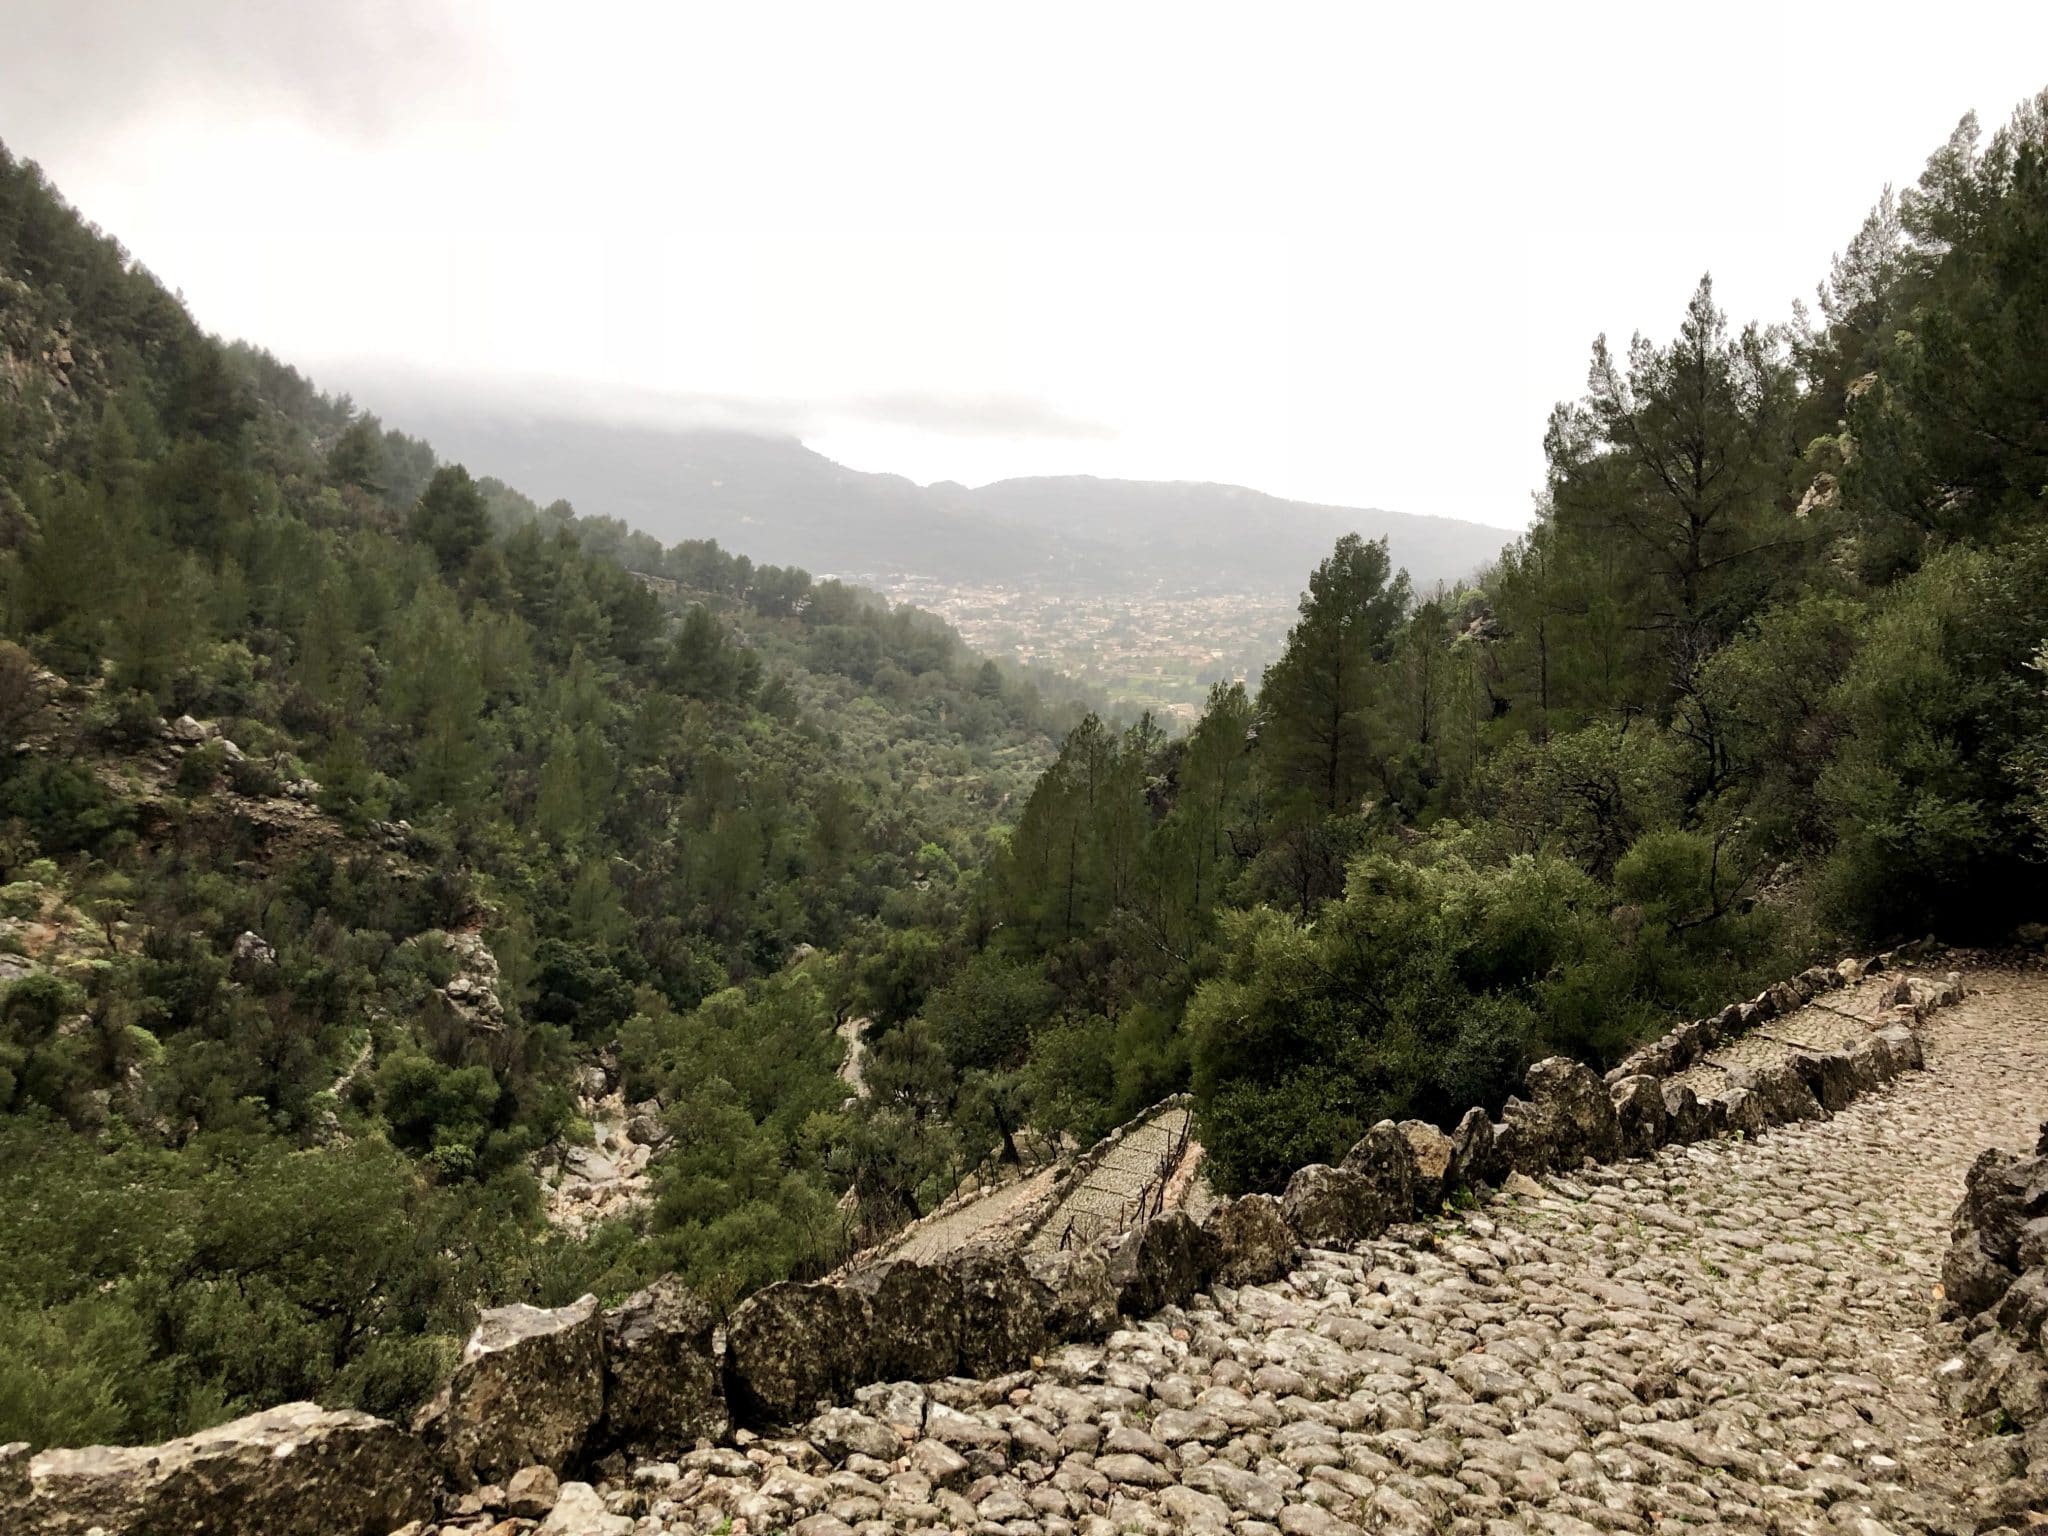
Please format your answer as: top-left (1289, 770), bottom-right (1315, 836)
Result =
top-left (415, 1294), bottom-right (604, 1487)
top-left (951, 1246), bottom-right (1052, 1374)
top-left (844, 1259), bottom-right (961, 1382)
top-left (1609, 1074), bottom-right (1667, 1158)
top-left (601, 1278), bottom-right (728, 1456)
top-left (1105, 1211), bottom-right (1219, 1315)
top-left (1025, 1242), bottom-right (1120, 1340)
top-left (1498, 1057), bottom-right (1623, 1172)
top-left (1281, 1165), bottom-right (1386, 1250)
top-left (1203, 1194), bottom-right (1299, 1287)
top-left (22, 1402), bottom-right (433, 1536)
top-left (1338, 1119), bottom-right (1419, 1219)
top-left (726, 1281), bottom-right (873, 1425)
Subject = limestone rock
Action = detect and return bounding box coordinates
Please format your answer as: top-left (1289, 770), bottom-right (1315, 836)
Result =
top-left (1610, 1073), bottom-right (1668, 1158)
top-left (415, 1295), bottom-right (604, 1487)
top-left (1281, 1164), bottom-right (1387, 1250)
top-left (1447, 1105), bottom-right (1504, 1191)
top-left (1735, 1060), bottom-right (1827, 1127)
top-left (1106, 1210), bottom-right (1220, 1316)
top-left (1338, 1119), bottom-right (1419, 1219)
top-left (951, 1246), bottom-right (1052, 1374)
top-left (804, 1406), bottom-right (902, 1463)
top-left (844, 1260), bottom-right (960, 1382)
top-left (229, 930), bottom-right (276, 974)
top-left (506, 1463), bottom-right (561, 1518)
top-left (1660, 1080), bottom-right (1712, 1144)
top-left (1791, 1048), bottom-right (1862, 1113)
top-left (539, 1480), bottom-right (631, 1535)
top-left (600, 1278), bottom-right (728, 1456)
top-left (22, 1402), bottom-right (432, 1536)
top-left (1025, 1241), bottom-right (1120, 1340)
top-left (1498, 1056), bottom-right (1623, 1173)
top-left (1202, 1193), bottom-right (1299, 1287)
top-left (725, 1280), bottom-right (872, 1425)
top-left (1397, 1120), bottom-right (1454, 1209)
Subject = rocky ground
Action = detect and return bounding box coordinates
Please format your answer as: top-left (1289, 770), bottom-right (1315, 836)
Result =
top-left (516, 965), bottom-right (2048, 1536)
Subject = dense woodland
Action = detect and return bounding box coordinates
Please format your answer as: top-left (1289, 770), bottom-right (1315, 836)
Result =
top-left (3, 88), bottom-right (2047, 1452)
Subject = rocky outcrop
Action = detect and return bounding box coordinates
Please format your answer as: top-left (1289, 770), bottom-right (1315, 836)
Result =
top-left (1940, 1120), bottom-right (2048, 1506)
top-left (15, 1402), bottom-right (433, 1535)
top-left (599, 1280), bottom-right (728, 1457)
top-left (414, 1295), bottom-right (605, 1487)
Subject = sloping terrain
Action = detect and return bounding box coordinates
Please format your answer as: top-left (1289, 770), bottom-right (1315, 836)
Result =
top-left (564, 964), bottom-right (2048, 1534)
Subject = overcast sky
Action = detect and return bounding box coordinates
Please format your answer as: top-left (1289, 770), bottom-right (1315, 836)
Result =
top-left (4, 2), bottom-right (2046, 531)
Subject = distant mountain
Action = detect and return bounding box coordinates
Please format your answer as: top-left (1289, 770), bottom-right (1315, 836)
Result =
top-left (365, 395), bottom-right (1509, 596)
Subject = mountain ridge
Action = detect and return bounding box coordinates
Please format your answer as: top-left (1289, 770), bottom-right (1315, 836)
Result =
top-left (348, 387), bottom-right (1511, 596)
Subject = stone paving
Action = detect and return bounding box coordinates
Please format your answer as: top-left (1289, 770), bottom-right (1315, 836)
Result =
top-left (1667, 974), bottom-right (1904, 1099)
top-left (1028, 1107), bottom-right (1196, 1257)
top-left (556, 966), bottom-right (2048, 1536)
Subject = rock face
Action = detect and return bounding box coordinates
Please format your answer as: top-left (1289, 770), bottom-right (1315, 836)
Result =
top-left (1202, 1193), bottom-right (1298, 1286)
top-left (20, 1402), bottom-right (433, 1536)
top-left (600, 1279), bottom-right (728, 1456)
top-left (725, 1280), bottom-right (873, 1425)
top-left (1498, 1057), bottom-right (1624, 1172)
top-left (1281, 1164), bottom-right (1384, 1249)
top-left (415, 1294), bottom-right (605, 1487)
top-left (1942, 1119), bottom-right (2048, 1507)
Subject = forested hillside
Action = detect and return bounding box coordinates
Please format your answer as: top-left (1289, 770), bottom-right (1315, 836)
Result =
top-left (967, 94), bottom-right (2048, 1192)
top-left (0, 140), bottom-right (1096, 1450)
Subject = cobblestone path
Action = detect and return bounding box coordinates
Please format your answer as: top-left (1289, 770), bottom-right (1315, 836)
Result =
top-left (601, 967), bottom-right (2048, 1536)
top-left (1027, 1106), bottom-right (1194, 1257)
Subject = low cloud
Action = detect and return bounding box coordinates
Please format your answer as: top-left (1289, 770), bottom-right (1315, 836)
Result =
top-left (325, 363), bottom-right (1117, 447)
top-left (835, 391), bottom-right (1117, 441)
top-left (0, 0), bottom-right (477, 156)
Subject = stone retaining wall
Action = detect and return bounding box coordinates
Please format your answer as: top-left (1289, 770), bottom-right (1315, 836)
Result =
top-left (4, 950), bottom-right (1963, 1534)
top-left (1939, 1116), bottom-right (2048, 1505)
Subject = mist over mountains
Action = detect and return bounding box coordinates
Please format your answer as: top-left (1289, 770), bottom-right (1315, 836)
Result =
top-left (360, 390), bottom-right (1510, 596)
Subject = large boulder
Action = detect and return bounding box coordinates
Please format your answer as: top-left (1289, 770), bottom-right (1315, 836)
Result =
top-left (1735, 1060), bottom-right (1827, 1127)
top-left (1790, 1049), bottom-right (1863, 1113)
top-left (1659, 1081), bottom-right (1713, 1145)
top-left (950, 1247), bottom-right (1052, 1375)
top-left (1201, 1194), bottom-right (1299, 1287)
top-left (1281, 1164), bottom-right (1388, 1250)
top-left (1025, 1242), bottom-right (1119, 1340)
top-left (600, 1278), bottom-right (728, 1457)
top-left (1340, 1119), bottom-right (1420, 1219)
top-left (1956, 1148), bottom-right (2048, 1271)
top-left (1610, 1074), bottom-right (1668, 1158)
top-left (1446, 1105), bottom-right (1504, 1191)
top-left (1105, 1210), bottom-right (1220, 1316)
top-left (21, 1402), bottom-right (433, 1536)
top-left (1498, 1057), bottom-right (1623, 1173)
top-left (725, 1280), bottom-right (872, 1426)
top-left (844, 1260), bottom-right (961, 1382)
top-left (415, 1295), bottom-right (604, 1487)
top-left (1398, 1120), bottom-right (1455, 1210)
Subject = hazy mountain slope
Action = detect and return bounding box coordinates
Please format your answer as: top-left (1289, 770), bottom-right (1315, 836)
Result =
top-left (948, 475), bottom-right (1507, 593)
top-left (368, 395), bottom-right (1510, 595)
